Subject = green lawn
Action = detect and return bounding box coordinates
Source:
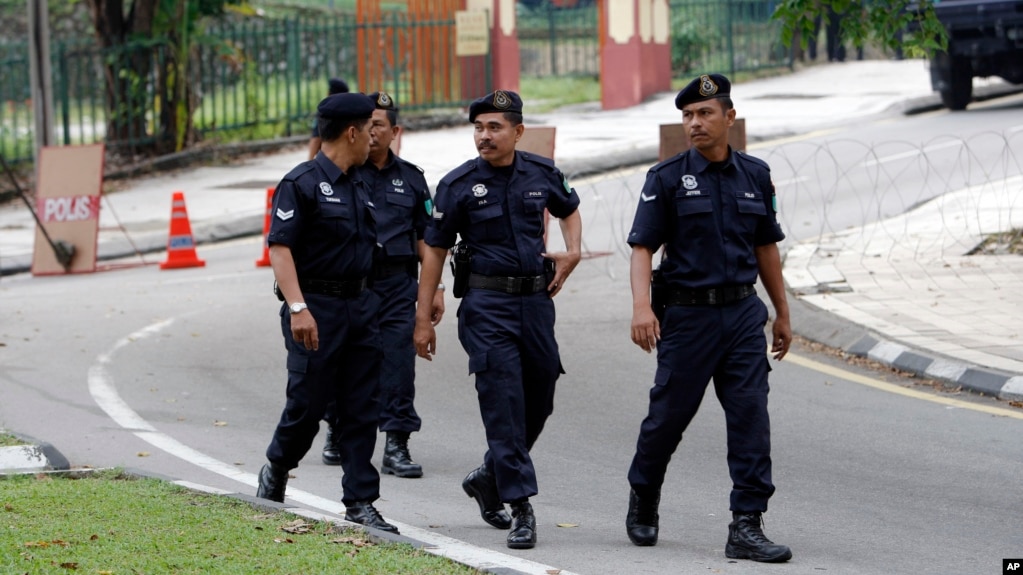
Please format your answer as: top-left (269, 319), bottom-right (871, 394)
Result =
top-left (1, 469), bottom-right (479, 574)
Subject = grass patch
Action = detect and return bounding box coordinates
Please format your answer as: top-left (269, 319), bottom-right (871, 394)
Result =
top-left (969, 229), bottom-right (1023, 256)
top-left (0, 469), bottom-right (478, 574)
top-left (519, 75), bottom-right (601, 113)
top-left (0, 433), bottom-right (25, 447)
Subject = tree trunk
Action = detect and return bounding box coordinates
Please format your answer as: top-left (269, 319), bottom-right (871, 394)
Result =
top-left (85, 0), bottom-right (159, 156)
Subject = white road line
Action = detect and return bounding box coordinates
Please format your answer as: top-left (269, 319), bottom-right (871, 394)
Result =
top-left (88, 317), bottom-right (579, 575)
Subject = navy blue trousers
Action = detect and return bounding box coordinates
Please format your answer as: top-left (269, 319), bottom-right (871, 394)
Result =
top-left (457, 289), bottom-right (562, 503)
top-left (266, 290), bottom-right (382, 505)
top-left (627, 294), bottom-right (776, 513)
top-left (373, 271), bottom-right (421, 433)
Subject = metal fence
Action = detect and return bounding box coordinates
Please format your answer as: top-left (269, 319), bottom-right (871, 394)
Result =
top-left (0, 13), bottom-right (490, 166)
top-left (1, 1), bottom-right (794, 167)
top-left (669, 0), bottom-right (792, 77)
top-left (515, 1), bottom-right (791, 80)
top-left (518, 1), bottom-right (600, 78)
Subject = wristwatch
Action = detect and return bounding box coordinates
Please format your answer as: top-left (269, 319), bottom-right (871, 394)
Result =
top-left (289, 302), bottom-right (308, 314)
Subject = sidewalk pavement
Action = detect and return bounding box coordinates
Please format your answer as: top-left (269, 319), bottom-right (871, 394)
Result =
top-left (1, 60), bottom-right (1021, 403)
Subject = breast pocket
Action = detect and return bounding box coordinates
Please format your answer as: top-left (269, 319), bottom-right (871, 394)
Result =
top-left (735, 190), bottom-right (766, 232)
top-left (468, 202), bottom-right (506, 241)
top-left (318, 195), bottom-right (352, 239)
top-left (386, 191), bottom-right (415, 213)
top-left (675, 193), bottom-right (713, 217)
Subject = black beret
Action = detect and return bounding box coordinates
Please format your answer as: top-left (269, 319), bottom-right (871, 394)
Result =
top-left (674, 73), bottom-right (731, 110)
top-left (317, 93), bottom-right (375, 121)
top-left (368, 91), bottom-right (397, 111)
top-left (328, 78), bottom-right (349, 95)
top-left (468, 90), bottom-right (523, 123)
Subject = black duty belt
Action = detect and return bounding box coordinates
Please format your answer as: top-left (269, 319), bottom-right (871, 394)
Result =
top-left (468, 273), bottom-right (547, 295)
top-left (667, 284), bottom-right (756, 307)
top-left (374, 259), bottom-right (416, 279)
top-left (300, 277), bottom-right (368, 299)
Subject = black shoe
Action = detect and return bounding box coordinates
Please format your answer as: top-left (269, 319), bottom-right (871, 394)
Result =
top-left (256, 462), bottom-right (288, 503)
top-left (382, 432), bottom-right (423, 478)
top-left (725, 512), bottom-right (792, 563)
top-left (322, 424), bottom-right (343, 466)
top-left (626, 488), bottom-right (659, 546)
top-left (461, 465), bottom-right (512, 529)
top-left (507, 500), bottom-right (536, 549)
top-left (345, 501), bottom-right (399, 534)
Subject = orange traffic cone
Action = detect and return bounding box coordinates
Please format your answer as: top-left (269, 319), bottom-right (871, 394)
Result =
top-left (159, 191), bottom-right (206, 270)
top-left (255, 187), bottom-right (273, 267)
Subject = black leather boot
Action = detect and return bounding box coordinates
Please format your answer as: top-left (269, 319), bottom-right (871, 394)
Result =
top-left (461, 465), bottom-right (512, 529)
top-left (507, 500), bottom-right (537, 549)
top-left (626, 488), bottom-right (660, 546)
top-left (255, 462), bottom-right (289, 503)
top-left (725, 512), bottom-right (792, 563)
top-left (381, 431), bottom-right (423, 478)
top-left (321, 423), bottom-right (342, 466)
top-left (345, 501), bottom-right (399, 534)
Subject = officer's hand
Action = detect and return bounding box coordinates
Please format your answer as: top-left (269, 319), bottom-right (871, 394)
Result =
top-left (631, 305), bottom-right (660, 353)
top-left (431, 289), bottom-right (446, 326)
top-left (290, 312), bottom-right (319, 351)
top-left (414, 318), bottom-right (436, 360)
top-left (541, 251), bottom-right (582, 298)
top-left (770, 316), bottom-right (792, 361)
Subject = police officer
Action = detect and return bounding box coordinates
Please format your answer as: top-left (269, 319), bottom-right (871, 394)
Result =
top-left (624, 74), bottom-right (792, 562)
top-left (307, 77), bottom-right (349, 161)
top-left (413, 90), bottom-right (582, 550)
top-left (321, 91), bottom-right (443, 476)
top-left (256, 92), bottom-right (398, 534)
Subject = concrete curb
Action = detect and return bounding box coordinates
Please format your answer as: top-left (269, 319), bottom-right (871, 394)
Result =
top-left (0, 432), bottom-right (70, 472)
top-left (789, 295), bottom-right (1023, 401)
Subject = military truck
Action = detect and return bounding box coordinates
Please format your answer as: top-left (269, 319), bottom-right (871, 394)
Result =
top-left (919, 0), bottom-right (1023, 110)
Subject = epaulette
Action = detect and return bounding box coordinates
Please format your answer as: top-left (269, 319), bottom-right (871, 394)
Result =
top-left (280, 160), bottom-right (317, 182)
top-left (440, 158), bottom-right (478, 186)
top-left (647, 152), bottom-right (687, 174)
top-left (396, 156), bottom-right (425, 174)
top-left (519, 151), bottom-right (555, 170)
top-left (735, 150), bottom-right (770, 171)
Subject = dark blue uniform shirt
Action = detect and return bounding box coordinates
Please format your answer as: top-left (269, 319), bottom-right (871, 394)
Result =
top-left (267, 153), bottom-right (377, 280)
top-left (356, 151), bottom-right (432, 262)
top-left (426, 151), bottom-right (580, 276)
top-left (628, 148), bottom-right (784, 288)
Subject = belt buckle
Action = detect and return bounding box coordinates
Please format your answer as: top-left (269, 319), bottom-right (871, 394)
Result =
top-left (707, 289), bottom-right (717, 305)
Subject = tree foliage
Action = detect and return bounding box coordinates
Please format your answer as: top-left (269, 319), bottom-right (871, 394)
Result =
top-left (82, 0), bottom-right (232, 155)
top-left (772, 0), bottom-right (949, 59)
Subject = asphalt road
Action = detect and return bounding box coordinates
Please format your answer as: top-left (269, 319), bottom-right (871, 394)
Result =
top-left (2, 237), bottom-right (1021, 575)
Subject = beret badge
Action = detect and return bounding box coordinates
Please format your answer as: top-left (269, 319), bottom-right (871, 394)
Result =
top-left (493, 90), bottom-right (511, 109)
top-left (698, 75), bottom-right (719, 98)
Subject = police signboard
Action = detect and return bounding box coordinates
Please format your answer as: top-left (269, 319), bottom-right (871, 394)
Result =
top-left (455, 10), bottom-right (489, 56)
top-left (31, 144), bottom-right (104, 275)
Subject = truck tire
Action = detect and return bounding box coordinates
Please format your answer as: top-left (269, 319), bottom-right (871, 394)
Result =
top-left (940, 57), bottom-right (973, 111)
